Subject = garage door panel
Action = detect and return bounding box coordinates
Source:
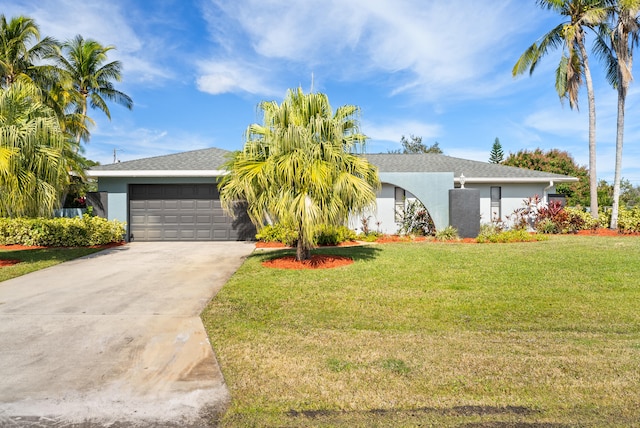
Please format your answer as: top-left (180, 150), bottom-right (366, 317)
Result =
top-left (163, 200), bottom-right (179, 209)
top-left (129, 184), bottom-right (254, 241)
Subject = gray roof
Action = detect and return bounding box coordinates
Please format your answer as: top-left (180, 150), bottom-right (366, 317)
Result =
top-left (365, 153), bottom-right (576, 181)
top-left (90, 147), bottom-right (231, 171)
top-left (89, 147), bottom-right (576, 182)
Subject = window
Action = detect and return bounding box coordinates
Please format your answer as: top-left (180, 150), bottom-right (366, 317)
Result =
top-left (490, 186), bottom-right (501, 221)
top-left (395, 187), bottom-right (405, 222)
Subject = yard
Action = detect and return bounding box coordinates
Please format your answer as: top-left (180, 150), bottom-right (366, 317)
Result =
top-left (0, 246), bottom-right (106, 282)
top-left (202, 235), bottom-right (640, 427)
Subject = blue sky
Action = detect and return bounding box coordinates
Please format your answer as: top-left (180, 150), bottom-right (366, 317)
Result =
top-left (6, 0), bottom-right (640, 184)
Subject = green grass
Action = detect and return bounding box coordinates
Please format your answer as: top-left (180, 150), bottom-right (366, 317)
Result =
top-left (202, 236), bottom-right (640, 427)
top-left (0, 247), bottom-right (104, 282)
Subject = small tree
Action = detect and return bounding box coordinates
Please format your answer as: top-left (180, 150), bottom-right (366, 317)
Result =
top-left (394, 135), bottom-right (443, 154)
top-left (489, 137), bottom-right (504, 163)
top-left (219, 88), bottom-right (380, 261)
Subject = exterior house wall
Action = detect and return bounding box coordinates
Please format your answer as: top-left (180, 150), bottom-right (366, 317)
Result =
top-left (466, 183), bottom-right (556, 225)
top-left (350, 172), bottom-right (454, 235)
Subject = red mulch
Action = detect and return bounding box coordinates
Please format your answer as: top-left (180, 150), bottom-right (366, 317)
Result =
top-left (0, 259), bottom-right (21, 267)
top-left (262, 254), bottom-right (353, 270)
top-left (576, 228), bottom-right (640, 236)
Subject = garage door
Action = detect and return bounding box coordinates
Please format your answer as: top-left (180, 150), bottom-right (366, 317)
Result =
top-left (129, 184), bottom-right (255, 241)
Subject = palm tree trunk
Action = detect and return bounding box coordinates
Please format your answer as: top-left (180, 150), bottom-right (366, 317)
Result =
top-left (579, 42), bottom-right (598, 219)
top-left (296, 237), bottom-right (311, 261)
top-left (611, 82), bottom-right (626, 230)
top-left (74, 98), bottom-right (87, 151)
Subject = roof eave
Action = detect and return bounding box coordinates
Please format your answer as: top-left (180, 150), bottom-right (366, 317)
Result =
top-left (455, 177), bottom-right (578, 184)
top-left (86, 170), bottom-right (228, 178)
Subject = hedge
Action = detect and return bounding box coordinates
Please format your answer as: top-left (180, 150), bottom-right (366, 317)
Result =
top-left (0, 216), bottom-right (126, 246)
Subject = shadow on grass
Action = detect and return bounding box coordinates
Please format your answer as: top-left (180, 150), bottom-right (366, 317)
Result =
top-left (254, 245), bottom-right (383, 263)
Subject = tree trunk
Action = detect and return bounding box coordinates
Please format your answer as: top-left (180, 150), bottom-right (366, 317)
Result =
top-left (611, 80), bottom-right (626, 230)
top-left (295, 238), bottom-right (311, 261)
top-left (75, 97), bottom-right (88, 152)
top-left (579, 42), bottom-right (598, 219)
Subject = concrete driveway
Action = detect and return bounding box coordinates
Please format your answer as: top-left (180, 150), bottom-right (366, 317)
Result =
top-left (0, 241), bottom-right (255, 427)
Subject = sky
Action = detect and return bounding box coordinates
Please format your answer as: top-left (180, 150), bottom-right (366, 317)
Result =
top-left (5, 0), bottom-right (640, 185)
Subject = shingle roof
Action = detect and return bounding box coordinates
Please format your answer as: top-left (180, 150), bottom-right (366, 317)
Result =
top-left (89, 147), bottom-right (576, 182)
top-left (90, 147), bottom-right (231, 171)
top-left (365, 153), bottom-right (576, 182)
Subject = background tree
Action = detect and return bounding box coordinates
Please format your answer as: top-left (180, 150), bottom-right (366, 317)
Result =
top-left (389, 135), bottom-right (443, 154)
top-left (52, 35), bottom-right (133, 148)
top-left (0, 80), bottom-right (71, 217)
top-left (219, 88), bottom-right (380, 261)
top-left (513, 0), bottom-right (608, 219)
top-left (503, 148), bottom-right (590, 206)
top-left (489, 137), bottom-right (504, 163)
top-left (597, 178), bottom-right (640, 207)
top-left (594, 1), bottom-right (640, 229)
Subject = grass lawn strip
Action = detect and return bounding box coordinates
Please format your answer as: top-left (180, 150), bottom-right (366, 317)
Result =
top-left (0, 247), bottom-right (106, 282)
top-left (203, 235), bottom-right (640, 426)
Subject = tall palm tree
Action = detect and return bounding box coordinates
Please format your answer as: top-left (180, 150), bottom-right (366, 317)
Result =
top-left (595, 1), bottom-right (640, 229)
top-left (513, 0), bottom-right (608, 218)
top-left (0, 14), bottom-right (57, 88)
top-left (220, 88), bottom-right (380, 261)
top-left (52, 35), bottom-right (132, 147)
top-left (0, 80), bottom-right (71, 217)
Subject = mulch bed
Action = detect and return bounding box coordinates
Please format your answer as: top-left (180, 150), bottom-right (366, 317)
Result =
top-left (576, 228), bottom-right (640, 236)
top-left (262, 254), bottom-right (353, 270)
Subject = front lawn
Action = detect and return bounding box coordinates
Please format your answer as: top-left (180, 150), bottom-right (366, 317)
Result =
top-left (202, 235), bottom-right (640, 427)
top-left (0, 247), bottom-right (106, 282)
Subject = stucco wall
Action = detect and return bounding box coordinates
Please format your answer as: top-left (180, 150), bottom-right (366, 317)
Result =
top-left (466, 183), bottom-right (555, 225)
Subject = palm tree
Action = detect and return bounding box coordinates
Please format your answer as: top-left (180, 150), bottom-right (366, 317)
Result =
top-left (52, 35), bottom-right (132, 147)
top-left (219, 88), bottom-right (380, 261)
top-left (0, 80), bottom-right (71, 217)
top-left (0, 14), bottom-right (58, 88)
top-left (595, 1), bottom-right (640, 229)
top-left (513, 0), bottom-right (608, 218)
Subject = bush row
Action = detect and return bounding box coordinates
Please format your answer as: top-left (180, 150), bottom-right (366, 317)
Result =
top-left (477, 225), bottom-right (547, 243)
top-left (532, 205), bottom-right (640, 234)
top-left (256, 223), bottom-right (357, 246)
top-left (0, 216), bottom-right (126, 246)
top-left (598, 206), bottom-right (640, 233)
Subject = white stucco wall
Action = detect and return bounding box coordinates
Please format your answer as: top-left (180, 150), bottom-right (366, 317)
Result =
top-left (350, 181), bottom-right (558, 235)
top-left (466, 183), bottom-right (556, 225)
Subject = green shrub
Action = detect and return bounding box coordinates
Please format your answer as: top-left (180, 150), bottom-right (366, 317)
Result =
top-left (476, 228), bottom-right (547, 243)
top-left (617, 206), bottom-right (640, 233)
top-left (255, 224), bottom-right (298, 246)
top-left (0, 216), bottom-right (125, 246)
top-left (535, 218), bottom-right (558, 234)
top-left (564, 207), bottom-right (601, 232)
top-left (315, 225), bottom-right (357, 246)
top-left (597, 206), bottom-right (640, 233)
top-left (435, 226), bottom-right (459, 242)
top-left (357, 232), bottom-right (380, 242)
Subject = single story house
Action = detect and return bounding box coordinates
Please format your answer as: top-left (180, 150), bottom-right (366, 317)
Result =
top-left (87, 147), bottom-right (577, 241)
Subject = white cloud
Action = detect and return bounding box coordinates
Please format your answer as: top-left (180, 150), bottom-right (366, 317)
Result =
top-left (196, 60), bottom-right (281, 96)
top-left (203, 0), bottom-right (542, 99)
top-left (85, 125), bottom-right (214, 166)
top-left (6, 0), bottom-right (172, 84)
top-left (363, 119), bottom-right (442, 144)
